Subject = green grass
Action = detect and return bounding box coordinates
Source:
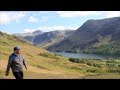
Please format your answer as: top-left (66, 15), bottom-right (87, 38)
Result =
top-left (0, 32), bottom-right (88, 79)
top-left (68, 58), bottom-right (120, 76)
top-left (83, 41), bottom-right (120, 55)
top-left (39, 52), bottom-right (63, 60)
top-left (0, 32), bottom-right (120, 79)
top-left (81, 73), bottom-right (120, 79)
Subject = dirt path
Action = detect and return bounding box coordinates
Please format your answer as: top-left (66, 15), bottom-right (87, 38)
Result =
top-left (0, 60), bottom-right (7, 70)
top-left (0, 60), bottom-right (85, 79)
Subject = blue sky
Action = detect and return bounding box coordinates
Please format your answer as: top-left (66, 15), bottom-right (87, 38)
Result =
top-left (0, 11), bottom-right (120, 34)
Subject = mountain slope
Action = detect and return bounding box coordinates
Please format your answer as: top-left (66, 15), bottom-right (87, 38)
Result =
top-left (15, 30), bottom-right (74, 48)
top-left (33, 30), bottom-right (74, 48)
top-left (47, 17), bottom-right (120, 54)
top-left (14, 30), bottom-right (44, 44)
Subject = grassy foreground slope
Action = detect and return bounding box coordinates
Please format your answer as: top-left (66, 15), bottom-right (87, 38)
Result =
top-left (0, 31), bottom-right (120, 79)
top-left (0, 31), bottom-right (87, 79)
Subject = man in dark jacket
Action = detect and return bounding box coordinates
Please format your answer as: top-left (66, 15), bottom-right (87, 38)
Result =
top-left (5, 46), bottom-right (28, 79)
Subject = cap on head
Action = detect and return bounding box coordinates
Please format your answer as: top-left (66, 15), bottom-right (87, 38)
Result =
top-left (14, 46), bottom-right (21, 51)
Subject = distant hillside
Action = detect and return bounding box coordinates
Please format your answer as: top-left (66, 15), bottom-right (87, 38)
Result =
top-left (83, 40), bottom-right (120, 55)
top-left (15, 30), bottom-right (74, 48)
top-left (33, 30), bottom-right (74, 48)
top-left (14, 30), bottom-right (43, 44)
top-left (47, 17), bottom-right (120, 55)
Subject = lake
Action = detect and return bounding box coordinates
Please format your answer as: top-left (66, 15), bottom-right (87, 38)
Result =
top-left (52, 52), bottom-right (120, 59)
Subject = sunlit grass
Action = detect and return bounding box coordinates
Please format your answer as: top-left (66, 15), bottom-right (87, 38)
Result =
top-left (0, 32), bottom-right (120, 79)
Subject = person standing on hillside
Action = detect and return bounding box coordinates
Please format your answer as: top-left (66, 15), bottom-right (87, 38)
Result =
top-left (5, 46), bottom-right (28, 79)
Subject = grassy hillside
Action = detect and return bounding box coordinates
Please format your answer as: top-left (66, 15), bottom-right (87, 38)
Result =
top-left (69, 58), bottom-right (120, 79)
top-left (0, 31), bottom-right (120, 79)
top-left (0, 31), bottom-right (87, 79)
top-left (83, 40), bottom-right (120, 55)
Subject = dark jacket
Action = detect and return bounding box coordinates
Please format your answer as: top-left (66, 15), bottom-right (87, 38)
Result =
top-left (7, 53), bottom-right (27, 72)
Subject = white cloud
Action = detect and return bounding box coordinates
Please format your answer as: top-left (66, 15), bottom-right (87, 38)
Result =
top-left (57, 11), bottom-right (102, 18)
top-left (38, 26), bottom-right (78, 32)
top-left (40, 16), bottom-right (49, 22)
top-left (102, 11), bottom-right (120, 18)
top-left (22, 26), bottom-right (78, 33)
top-left (22, 28), bottom-right (35, 33)
top-left (57, 11), bottom-right (120, 18)
top-left (28, 16), bottom-right (49, 23)
top-left (0, 11), bottom-right (26, 24)
top-left (38, 11), bottom-right (52, 14)
top-left (28, 16), bottom-right (39, 23)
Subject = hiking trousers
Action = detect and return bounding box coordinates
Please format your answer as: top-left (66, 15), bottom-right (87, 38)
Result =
top-left (13, 71), bottom-right (23, 79)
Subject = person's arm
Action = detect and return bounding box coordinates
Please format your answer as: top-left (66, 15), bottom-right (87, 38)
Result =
top-left (24, 64), bottom-right (28, 70)
top-left (5, 56), bottom-right (12, 76)
top-left (23, 56), bottom-right (28, 70)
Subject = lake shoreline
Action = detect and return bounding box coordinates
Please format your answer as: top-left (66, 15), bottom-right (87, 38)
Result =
top-left (50, 51), bottom-right (120, 60)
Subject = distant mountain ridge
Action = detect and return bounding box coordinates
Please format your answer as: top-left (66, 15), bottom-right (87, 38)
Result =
top-left (47, 17), bottom-right (120, 55)
top-left (33, 30), bottom-right (74, 48)
top-left (15, 29), bottom-right (75, 48)
top-left (13, 30), bottom-right (43, 44)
